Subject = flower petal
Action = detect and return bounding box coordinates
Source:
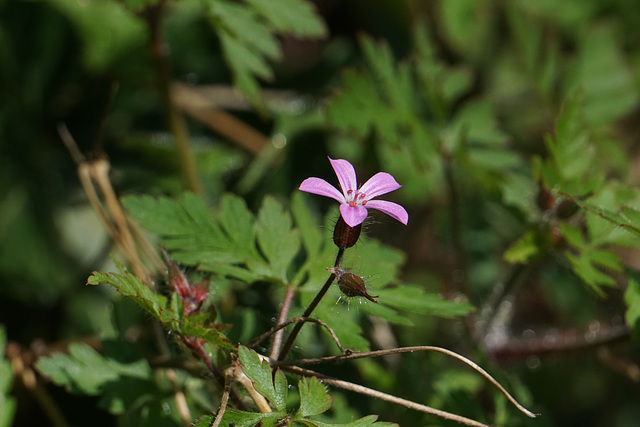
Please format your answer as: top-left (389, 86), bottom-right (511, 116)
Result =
top-left (339, 204), bottom-right (368, 227)
top-left (329, 157), bottom-right (357, 196)
top-left (364, 200), bottom-right (408, 225)
top-left (359, 172), bottom-right (401, 199)
top-left (299, 177), bottom-right (345, 203)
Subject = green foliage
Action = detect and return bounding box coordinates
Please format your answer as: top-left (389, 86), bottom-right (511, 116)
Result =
top-left (191, 346), bottom-right (397, 427)
top-left (7, 0), bottom-right (640, 426)
top-left (122, 192), bottom-right (473, 353)
top-left (238, 346), bottom-right (288, 412)
top-left (48, 0), bottom-right (145, 71)
top-left (0, 327), bottom-right (15, 427)
top-left (206, 0), bottom-right (327, 105)
top-left (87, 261), bottom-right (234, 350)
top-left (624, 279), bottom-right (640, 338)
top-left (35, 342), bottom-right (154, 414)
top-left (326, 27), bottom-right (521, 203)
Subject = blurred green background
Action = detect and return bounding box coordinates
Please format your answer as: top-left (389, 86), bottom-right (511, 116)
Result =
top-left (2, 0), bottom-right (640, 426)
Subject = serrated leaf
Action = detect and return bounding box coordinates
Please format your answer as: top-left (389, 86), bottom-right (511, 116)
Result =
top-left (564, 248), bottom-right (622, 296)
top-left (87, 264), bottom-right (234, 349)
top-left (88, 264), bottom-right (170, 321)
top-left (376, 285), bottom-right (475, 318)
top-left (297, 376), bottom-right (333, 417)
top-left (217, 193), bottom-right (258, 255)
top-left (563, 196), bottom-right (640, 240)
top-left (238, 346), bottom-right (287, 412)
top-left (256, 196), bottom-right (301, 282)
top-left (244, 0), bottom-right (326, 37)
top-left (568, 25), bottom-right (638, 126)
top-left (207, 0), bottom-right (326, 105)
top-left (35, 343), bottom-right (153, 414)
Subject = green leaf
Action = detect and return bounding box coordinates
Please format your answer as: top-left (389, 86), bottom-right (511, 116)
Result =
top-left (207, 0), bottom-right (326, 105)
top-left (87, 263), bottom-right (234, 349)
top-left (297, 376), bottom-right (333, 417)
top-left (238, 346), bottom-right (287, 412)
top-left (624, 278), bottom-right (640, 338)
top-left (0, 327), bottom-right (15, 427)
top-left (49, 0), bottom-right (145, 71)
top-left (561, 191), bottom-right (640, 241)
top-left (537, 92), bottom-right (606, 196)
top-left (124, 193), bottom-right (303, 285)
top-left (196, 411), bottom-right (284, 427)
top-left (256, 196), bottom-right (301, 282)
top-left (560, 224), bottom-right (623, 295)
top-left (376, 285), bottom-right (475, 318)
top-left (217, 193), bottom-right (258, 256)
top-left (292, 191), bottom-right (323, 259)
top-left (244, 0), bottom-right (327, 36)
top-left (35, 343), bottom-right (154, 414)
top-left (568, 25), bottom-right (638, 127)
top-left (504, 230), bottom-right (544, 264)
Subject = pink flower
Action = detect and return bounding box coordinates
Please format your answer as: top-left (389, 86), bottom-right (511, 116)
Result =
top-left (299, 157), bottom-right (408, 227)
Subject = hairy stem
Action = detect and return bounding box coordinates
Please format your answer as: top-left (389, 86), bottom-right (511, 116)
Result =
top-left (277, 248), bottom-right (345, 361)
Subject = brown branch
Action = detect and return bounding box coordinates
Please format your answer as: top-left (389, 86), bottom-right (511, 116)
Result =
top-left (275, 345), bottom-right (537, 419)
top-left (171, 82), bottom-right (268, 154)
top-left (486, 323), bottom-right (629, 362)
top-left (211, 368), bottom-right (234, 427)
top-left (281, 365), bottom-right (493, 427)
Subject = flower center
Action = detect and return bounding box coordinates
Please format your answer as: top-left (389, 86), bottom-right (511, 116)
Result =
top-left (347, 189), bottom-right (367, 207)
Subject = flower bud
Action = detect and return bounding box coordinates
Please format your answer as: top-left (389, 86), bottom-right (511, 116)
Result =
top-left (536, 186), bottom-right (555, 212)
top-left (555, 199), bottom-right (579, 219)
top-left (328, 267), bottom-right (378, 303)
top-left (333, 216), bottom-right (361, 249)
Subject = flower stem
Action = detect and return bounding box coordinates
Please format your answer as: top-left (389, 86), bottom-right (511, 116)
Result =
top-left (269, 284), bottom-right (296, 360)
top-left (277, 248), bottom-right (345, 361)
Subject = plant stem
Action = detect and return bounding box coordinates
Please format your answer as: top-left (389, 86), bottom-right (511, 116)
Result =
top-left (269, 284), bottom-right (296, 360)
top-left (277, 248), bottom-right (345, 361)
top-left (187, 339), bottom-right (246, 411)
top-left (147, 2), bottom-right (204, 195)
top-left (281, 365), bottom-right (493, 427)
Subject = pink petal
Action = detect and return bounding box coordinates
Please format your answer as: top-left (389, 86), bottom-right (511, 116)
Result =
top-left (339, 204), bottom-right (368, 227)
top-left (299, 177), bottom-right (345, 203)
top-left (329, 157), bottom-right (357, 196)
top-left (365, 200), bottom-right (408, 225)
top-left (359, 172), bottom-right (401, 199)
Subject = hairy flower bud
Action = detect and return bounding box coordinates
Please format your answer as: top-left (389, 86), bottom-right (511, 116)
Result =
top-left (555, 198), bottom-right (579, 219)
top-left (328, 267), bottom-right (378, 303)
top-left (536, 186), bottom-right (555, 212)
top-left (333, 216), bottom-right (361, 249)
